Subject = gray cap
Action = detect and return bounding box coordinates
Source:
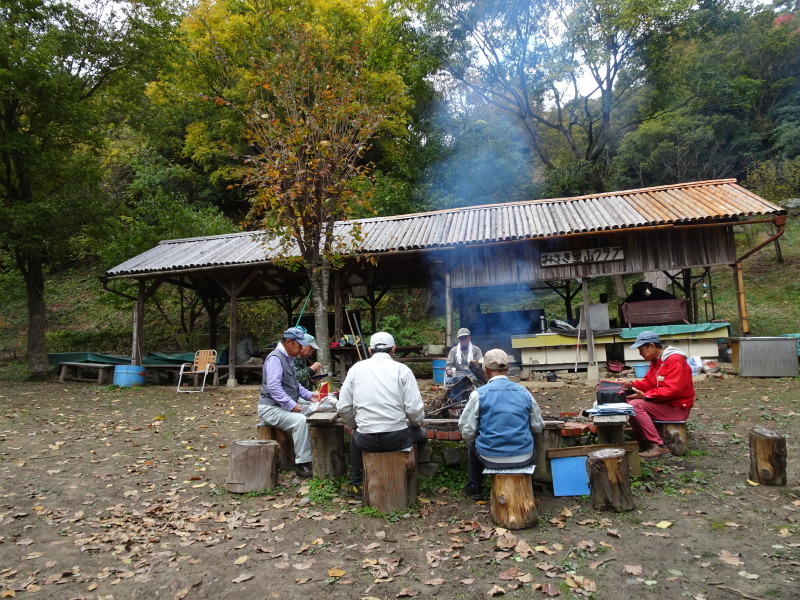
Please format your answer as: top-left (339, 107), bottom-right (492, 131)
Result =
top-left (283, 327), bottom-right (309, 346)
top-left (304, 334), bottom-right (320, 350)
top-left (457, 328), bottom-right (471, 338)
top-left (629, 330), bottom-right (660, 349)
top-left (482, 349), bottom-right (509, 371)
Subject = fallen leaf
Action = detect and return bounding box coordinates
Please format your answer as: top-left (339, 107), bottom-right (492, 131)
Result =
top-left (233, 556), bottom-right (248, 565)
top-left (624, 565), bottom-right (642, 575)
top-left (746, 479), bottom-right (760, 486)
top-left (395, 588), bottom-right (417, 597)
top-left (719, 550), bottom-right (744, 566)
top-left (560, 507), bottom-right (572, 518)
top-left (327, 568), bottom-right (345, 577)
top-left (779, 528), bottom-right (790, 537)
top-left (540, 582), bottom-right (560, 596)
top-left (422, 578), bottom-right (445, 585)
top-left (231, 573), bottom-right (254, 584)
top-left (486, 584), bottom-right (506, 596)
top-left (498, 568), bottom-right (521, 580)
top-left (607, 529), bottom-right (620, 538)
top-left (738, 571), bottom-right (759, 580)
top-left (655, 521), bottom-right (673, 529)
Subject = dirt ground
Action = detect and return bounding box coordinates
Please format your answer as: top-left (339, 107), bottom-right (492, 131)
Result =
top-left (0, 372), bottom-right (798, 600)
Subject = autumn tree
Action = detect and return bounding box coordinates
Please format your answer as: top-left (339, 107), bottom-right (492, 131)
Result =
top-left (241, 26), bottom-right (401, 370)
top-left (416, 0), bottom-right (694, 194)
top-left (0, 0), bottom-right (175, 375)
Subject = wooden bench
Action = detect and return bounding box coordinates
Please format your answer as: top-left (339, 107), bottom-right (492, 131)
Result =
top-left (592, 414), bottom-right (629, 445)
top-left (654, 420), bottom-right (688, 456)
top-left (217, 364), bottom-right (263, 385)
top-left (58, 362), bottom-right (116, 385)
top-left (307, 411), bottom-right (346, 479)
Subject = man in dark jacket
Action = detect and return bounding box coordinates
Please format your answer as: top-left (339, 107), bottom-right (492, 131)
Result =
top-left (458, 349), bottom-right (544, 500)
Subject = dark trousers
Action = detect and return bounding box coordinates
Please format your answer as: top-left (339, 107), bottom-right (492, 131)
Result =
top-left (350, 426), bottom-right (427, 486)
top-left (467, 442), bottom-right (536, 487)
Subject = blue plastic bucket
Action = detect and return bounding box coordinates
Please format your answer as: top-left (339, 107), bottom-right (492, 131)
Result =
top-left (632, 363), bottom-right (650, 378)
top-left (114, 365), bottom-right (146, 387)
top-left (432, 359), bottom-right (447, 385)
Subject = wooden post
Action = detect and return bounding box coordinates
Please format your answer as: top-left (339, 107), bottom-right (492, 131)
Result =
top-left (587, 448), bottom-right (635, 512)
top-left (363, 450), bottom-right (417, 513)
top-left (310, 424), bottom-right (346, 479)
top-left (654, 421), bottom-right (689, 456)
top-left (490, 474), bottom-right (538, 530)
top-left (749, 426), bottom-right (787, 486)
top-left (225, 440), bottom-right (278, 493)
top-left (594, 415), bottom-right (628, 445)
top-left (257, 425), bottom-right (295, 471)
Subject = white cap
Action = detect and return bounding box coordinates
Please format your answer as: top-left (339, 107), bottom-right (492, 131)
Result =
top-left (370, 331), bottom-right (395, 349)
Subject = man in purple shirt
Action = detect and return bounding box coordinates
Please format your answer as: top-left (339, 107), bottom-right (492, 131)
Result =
top-left (257, 327), bottom-right (320, 478)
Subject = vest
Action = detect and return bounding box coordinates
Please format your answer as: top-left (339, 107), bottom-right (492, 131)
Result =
top-left (475, 378), bottom-right (535, 459)
top-left (259, 348), bottom-right (299, 407)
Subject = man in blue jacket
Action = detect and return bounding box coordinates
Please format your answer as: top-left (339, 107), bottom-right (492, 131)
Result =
top-left (458, 349), bottom-right (544, 500)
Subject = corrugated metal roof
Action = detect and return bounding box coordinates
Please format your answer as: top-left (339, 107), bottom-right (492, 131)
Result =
top-left (106, 179), bottom-right (785, 277)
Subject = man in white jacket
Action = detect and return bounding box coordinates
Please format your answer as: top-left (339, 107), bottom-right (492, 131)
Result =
top-left (337, 331), bottom-right (427, 500)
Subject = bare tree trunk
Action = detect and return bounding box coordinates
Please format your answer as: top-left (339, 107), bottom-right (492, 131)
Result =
top-left (16, 250), bottom-right (49, 376)
top-left (310, 264), bottom-right (331, 374)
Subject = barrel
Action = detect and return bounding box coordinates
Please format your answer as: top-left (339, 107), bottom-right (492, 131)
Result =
top-left (632, 363), bottom-right (649, 378)
top-left (432, 359), bottom-right (447, 385)
top-left (113, 365), bottom-right (147, 387)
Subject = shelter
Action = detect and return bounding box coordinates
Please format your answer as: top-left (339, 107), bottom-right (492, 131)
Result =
top-left (103, 179), bottom-right (786, 383)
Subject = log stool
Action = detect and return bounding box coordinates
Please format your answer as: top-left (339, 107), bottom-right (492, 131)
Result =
top-left (586, 448), bottom-right (635, 511)
top-left (225, 440), bottom-right (278, 493)
top-left (653, 420), bottom-right (688, 456)
top-left (256, 423), bottom-right (295, 471)
top-left (749, 426), bottom-right (787, 485)
top-left (486, 466), bottom-right (538, 529)
top-left (363, 448), bottom-right (417, 513)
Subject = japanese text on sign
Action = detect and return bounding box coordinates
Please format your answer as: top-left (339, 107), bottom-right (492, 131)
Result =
top-left (540, 247), bottom-right (624, 267)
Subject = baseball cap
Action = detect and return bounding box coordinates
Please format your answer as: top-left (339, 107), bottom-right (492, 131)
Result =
top-left (457, 328), bottom-right (471, 338)
top-left (370, 331), bottom-right (395, 349)
top-left (283, 327), bottom-right (309, 346)
top-left (303, 334), bottom-right (320, 350)
top-left (482, 349), bottom-right (509, 371)
top-left (629, 330), bottom-right (660, 349)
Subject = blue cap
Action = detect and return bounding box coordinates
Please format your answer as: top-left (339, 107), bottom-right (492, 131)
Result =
top-left (283, 327), bottom-right (309, 346)
top-left (630, 331), bottom-right (660, 349)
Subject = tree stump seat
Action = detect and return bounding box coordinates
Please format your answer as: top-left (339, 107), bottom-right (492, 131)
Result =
top-left (587, 448), bottom-right (635, 512)
top-left (653, 420), bottom-right (688, 456)
top-left (362, 448), bottom-right (418, 513)
top-left (225, 440), bottom-right (278, 493)
top-left (485, 465), bottom-right (538, 530)
top-left (256, 423), bottom-right (295, 471)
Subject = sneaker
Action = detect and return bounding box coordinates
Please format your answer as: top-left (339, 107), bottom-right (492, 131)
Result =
top-left (640, 445), bottom-right (670, 460)
top-left (295, 463), bottom-right (313, 479)
top-left (463, 483), bottom-right (486, 501)
top-left (340, 482), bottom-right (363, 501)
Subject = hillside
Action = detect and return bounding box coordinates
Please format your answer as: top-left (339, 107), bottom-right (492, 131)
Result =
top-left (0, 213), bottom-right (797, 379)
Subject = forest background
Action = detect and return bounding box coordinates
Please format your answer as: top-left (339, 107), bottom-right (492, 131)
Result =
top-left (2, 0), bottom-right (800, 378)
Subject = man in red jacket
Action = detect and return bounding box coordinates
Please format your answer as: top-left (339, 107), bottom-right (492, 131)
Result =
top-left (624, 331), bottom-right (695, 459)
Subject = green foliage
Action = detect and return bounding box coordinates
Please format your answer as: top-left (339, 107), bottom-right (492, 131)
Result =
top-left (307, 477), bottom-right (342, 505)
top-left (418, 465), bottom-right (468, 496)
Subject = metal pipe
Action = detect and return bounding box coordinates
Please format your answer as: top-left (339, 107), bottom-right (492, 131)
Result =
top-left (736, 215), bottom-right (786, 263)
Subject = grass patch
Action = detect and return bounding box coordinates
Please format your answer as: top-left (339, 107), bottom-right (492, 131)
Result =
top-left (307, 477), bottom-right (342, 505)
top-left (418, 464), bottom-right (469, 496)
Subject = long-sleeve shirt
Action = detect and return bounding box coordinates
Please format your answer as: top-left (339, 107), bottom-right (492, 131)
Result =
top-left (236, 337), bottom-right (257, 363)
top-left (632, 346), bottom-right (695, 409)
top-left (459, 375), bottom-right (544, 460)
top-left (261, 343), bottom-right (312, 411)
top-left (337, 352), bottom-right (425, 433)
top-left (445, 343), bottom-right (483, 374)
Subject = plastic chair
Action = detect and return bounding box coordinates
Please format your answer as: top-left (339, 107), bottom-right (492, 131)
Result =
top-left (176, 350), bottom-right (217, 393)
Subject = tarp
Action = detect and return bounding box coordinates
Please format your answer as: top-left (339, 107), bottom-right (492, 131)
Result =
top-left (49, 350), bottom-right (224, 368)
top-left (779, 334), bottom-right (800, 356)
top-left (619, 323), bottom-right (731, 339)
top-left (48, 352), bottom-right (131, 367)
